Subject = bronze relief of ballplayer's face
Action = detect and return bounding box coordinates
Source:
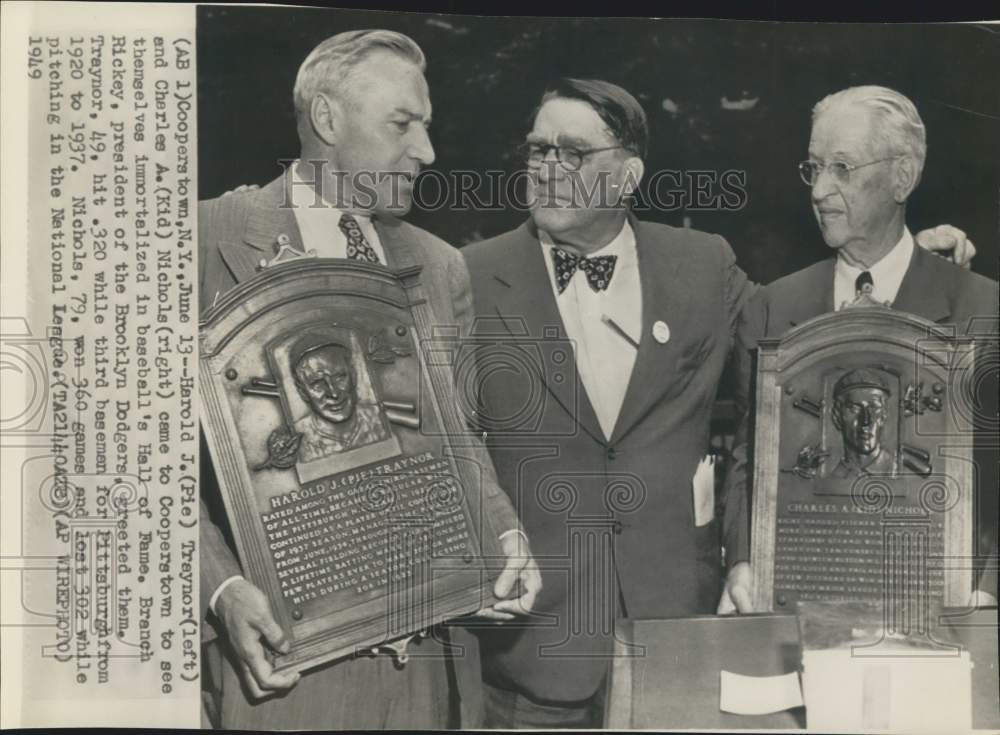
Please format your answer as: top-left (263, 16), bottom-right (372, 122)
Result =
top-left (294, 345), bottom-right (357, 424)
top-left (833, 386), bottom-right (888, 458)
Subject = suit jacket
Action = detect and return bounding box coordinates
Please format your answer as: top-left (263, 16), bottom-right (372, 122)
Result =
top-left (729, 244), bottom-right (999, 597)
top-left (462, 216), bottom-right (756, 702)
top-left (197, 174), bottom-right (519, 728)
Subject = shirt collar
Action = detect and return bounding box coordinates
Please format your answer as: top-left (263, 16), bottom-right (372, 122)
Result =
top-left (836, 226), bottom-right (913, 282)
top-left (290, 159), bottom-right (371, 223)
top-left (538, 219), bottom-right (636, 259)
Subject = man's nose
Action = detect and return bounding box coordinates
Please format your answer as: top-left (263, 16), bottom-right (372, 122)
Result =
top-left (322, 377), bottom-right (341, 396)
top-left (858, 406), bottom-right (873, 426)
top-left (535, 152), bottom-right (563, 184)
top-left (408, 125), bottom-right (435, 167)
top-left (811, 166), bottom-right (837, 203)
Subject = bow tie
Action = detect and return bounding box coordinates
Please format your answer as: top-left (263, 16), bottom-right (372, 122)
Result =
top-left (550, 246), bottom-right (618, 294)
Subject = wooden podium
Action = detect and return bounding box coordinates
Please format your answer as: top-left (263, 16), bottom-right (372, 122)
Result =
top-left (606, 609), bottom-right (998, 730)
top-left (606, 614), bottom-right (805, 729)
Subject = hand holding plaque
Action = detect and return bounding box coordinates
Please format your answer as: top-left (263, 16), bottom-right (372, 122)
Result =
top-left (473, 531), bottom-right (542, 621)
top-left (717, 560), bottom-right (753, 615)
top-left (215, 578), bottom-right (300, 699)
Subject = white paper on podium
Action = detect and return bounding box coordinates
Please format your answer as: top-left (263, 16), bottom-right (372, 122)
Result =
top-left (719, 670), bottom-right (804, 715)
top-left (802, 649), bottom-right (972, 733)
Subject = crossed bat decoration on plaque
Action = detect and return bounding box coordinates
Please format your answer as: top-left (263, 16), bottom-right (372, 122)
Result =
top-left (782, 376), bottom-right (941, 481)
top-left (780, 291), bottom-right (942, 481)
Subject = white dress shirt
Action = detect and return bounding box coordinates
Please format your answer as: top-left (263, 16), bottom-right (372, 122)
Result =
top-left (540, 220), bottom-right (642, 439)
top-left (288, 160), bottom-right (386, 263)
top-left (834, 227), bottom-right (914, 310)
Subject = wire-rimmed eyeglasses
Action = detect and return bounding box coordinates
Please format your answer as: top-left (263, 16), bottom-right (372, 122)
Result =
top-left (798, 156), bottom-right (901, 186)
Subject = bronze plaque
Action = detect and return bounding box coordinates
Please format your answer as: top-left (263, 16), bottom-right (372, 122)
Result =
top-left (750, 306), bottom-right (976, 614)
top-left (200, 258), bottom-right (502, 673)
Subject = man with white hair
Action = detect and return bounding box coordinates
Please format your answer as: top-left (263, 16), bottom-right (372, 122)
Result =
top-left (198, 29), bottom-right (541, 729)
top-left (722, 85), bottom-right (998, 611)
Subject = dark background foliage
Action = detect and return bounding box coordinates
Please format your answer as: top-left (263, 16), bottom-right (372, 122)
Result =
top-left (198, 7), bottom-right (999, 284)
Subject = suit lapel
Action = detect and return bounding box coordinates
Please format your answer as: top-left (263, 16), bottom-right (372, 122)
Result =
top-left (786, 259), bottom-right (836, 328)
top-left (891, 245), bottom-right (952, 323)
top-left (492, 221), bottom-right (605, 445)
top-left (216, 240), bottom-right (266, 285)
top-left (780, 247), bottom-right (953, 329)
top-left (373, 216), bottom-right (418, 271)
top-left (218, 174), bottom-right (304, 285)
top-left (610, 218), bottom-right (688, 443)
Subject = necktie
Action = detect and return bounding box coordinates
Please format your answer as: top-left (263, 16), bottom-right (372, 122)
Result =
top-left (855, 270), bottom-right (873, 298)
top-left (550, 246), bottom-right (618, 294)
top-left (339, 213), bottom-right (380, 264)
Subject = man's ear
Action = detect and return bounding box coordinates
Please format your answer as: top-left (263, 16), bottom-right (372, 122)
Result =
top-left (619, 156), bottom-right (645, 200)
top-left (310, 92), bottom-right (340, 147)
top-left (892, 156), bottom-right (918, 203)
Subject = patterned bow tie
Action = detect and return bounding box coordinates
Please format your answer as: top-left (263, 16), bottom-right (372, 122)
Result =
top-left (339, 213), bottom-right (381, 264)
top-left (550, 247), bottom-right (618, 294)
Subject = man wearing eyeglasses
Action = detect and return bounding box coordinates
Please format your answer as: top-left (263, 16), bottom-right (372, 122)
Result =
top-left (722, 85), bottom-right (998, 614)
top-left (461, 78), bottom-right (980, 728)
top-left (462, 79), bottom-right (746, 727)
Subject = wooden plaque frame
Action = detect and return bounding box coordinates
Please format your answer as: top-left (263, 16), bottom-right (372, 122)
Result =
top-left (749, 307), bottom-right (976, 612)
top-left (200, 258), bottom-right (503, 674)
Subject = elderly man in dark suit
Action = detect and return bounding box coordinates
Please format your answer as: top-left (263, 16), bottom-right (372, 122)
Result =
top-left (725, 85), bottom-right (998, 610)
top-left (462, 78), bottom-right (979, 728)
top-left (197, 29), bottom-right (541, 730)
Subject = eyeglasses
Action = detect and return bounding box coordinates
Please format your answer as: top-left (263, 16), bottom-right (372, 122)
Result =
top-left (798, 156), bottom-right (901, 186)
top-left (519, 142), bottom-right (626, 172)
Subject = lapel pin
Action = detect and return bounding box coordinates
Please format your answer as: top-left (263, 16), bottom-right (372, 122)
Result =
top-left (653, 320), bottom-right (670, 344)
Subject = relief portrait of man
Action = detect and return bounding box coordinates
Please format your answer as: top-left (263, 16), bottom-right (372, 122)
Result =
top-left (830, 368), bottom-right (896, 478)
top-left (287, 331), bottom-right (391, 463)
